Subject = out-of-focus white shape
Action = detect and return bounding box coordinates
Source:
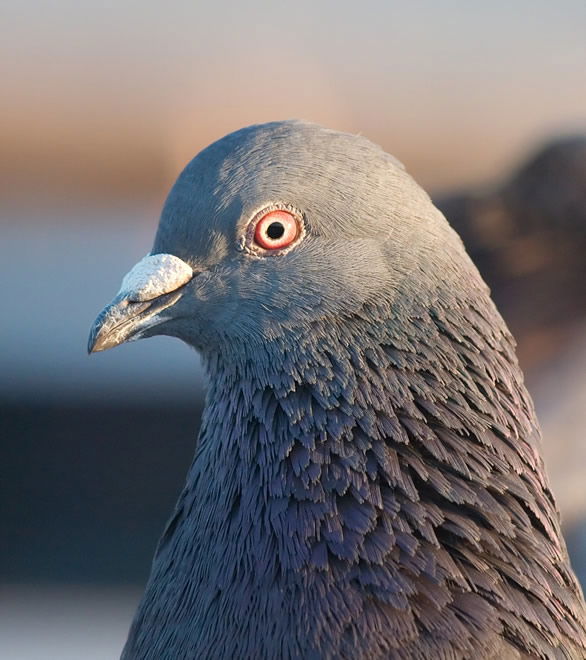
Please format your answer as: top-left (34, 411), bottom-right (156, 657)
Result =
top-left (0, 585), bottom-right (141, 660)
top-left (118, 253), bottom-right (193, 302)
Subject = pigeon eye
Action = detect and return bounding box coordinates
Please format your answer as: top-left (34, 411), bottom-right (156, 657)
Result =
top-left (253, 210), bottom-right (300, 250)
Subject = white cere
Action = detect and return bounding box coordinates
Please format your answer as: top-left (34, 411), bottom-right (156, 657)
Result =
top-left (117, 253), bottom-right (193, 302)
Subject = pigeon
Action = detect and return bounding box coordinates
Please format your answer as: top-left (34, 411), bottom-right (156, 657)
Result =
top-left (88, 121), bottom-right (586, 659)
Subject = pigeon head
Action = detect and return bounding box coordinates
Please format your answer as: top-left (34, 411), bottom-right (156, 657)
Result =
top-left (89, 121), bottom-right (474, 356)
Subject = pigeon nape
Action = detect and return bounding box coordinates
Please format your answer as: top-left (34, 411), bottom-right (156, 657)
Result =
top-left (88, 121), bottom-right (586, 659)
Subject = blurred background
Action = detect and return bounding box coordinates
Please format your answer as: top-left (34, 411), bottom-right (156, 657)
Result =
top-left (2, 1), bottom-right (585, 658)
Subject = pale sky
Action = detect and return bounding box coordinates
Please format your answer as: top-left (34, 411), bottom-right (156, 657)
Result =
top-left (3, 0), bottom-right (586, 197)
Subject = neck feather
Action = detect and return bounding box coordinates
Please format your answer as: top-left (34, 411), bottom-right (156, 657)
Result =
top-left (124, 296), bottom-right (572, 658)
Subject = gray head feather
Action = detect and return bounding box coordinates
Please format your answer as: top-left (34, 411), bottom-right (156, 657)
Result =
top-left (147, 121), bottom-right (481, 357)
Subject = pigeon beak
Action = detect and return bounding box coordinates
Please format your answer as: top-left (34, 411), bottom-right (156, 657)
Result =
top-left (87, 290), bottom-right (185, 353)
top-left (88, 253), bottom-right (194, 354)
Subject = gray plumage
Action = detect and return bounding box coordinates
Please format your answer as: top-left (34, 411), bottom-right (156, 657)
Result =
top-left (89, 121), bottom-right (586, 659)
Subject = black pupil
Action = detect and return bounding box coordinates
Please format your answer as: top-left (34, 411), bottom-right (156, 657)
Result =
top-left (266, 222), bottom-right (285, 240)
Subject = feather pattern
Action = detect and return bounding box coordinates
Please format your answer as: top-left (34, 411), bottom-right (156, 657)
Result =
top-left (123, 290), bottom-right (586, 659)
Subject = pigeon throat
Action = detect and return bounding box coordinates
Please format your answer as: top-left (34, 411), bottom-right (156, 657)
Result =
top-left (124, 298), bottom-right (584, 658)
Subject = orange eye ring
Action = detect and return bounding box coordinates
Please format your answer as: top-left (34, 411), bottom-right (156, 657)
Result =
top-left (253, 210), bottom-right (300, 250)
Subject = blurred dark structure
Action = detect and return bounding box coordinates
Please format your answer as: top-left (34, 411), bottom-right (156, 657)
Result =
top-left (437, 136), bottom-right (586, 373)
top-left (1, 404), bottom-right (202, 585)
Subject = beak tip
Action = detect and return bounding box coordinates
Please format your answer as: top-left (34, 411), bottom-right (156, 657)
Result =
top-left (87, 316), bottom-right (112, 354)
top-left (87, 334), bottom-right (99, 355)
top-left (87, 328), bottom-right (116, 354)
top-left (87, 298), bottom-right (126, 355)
